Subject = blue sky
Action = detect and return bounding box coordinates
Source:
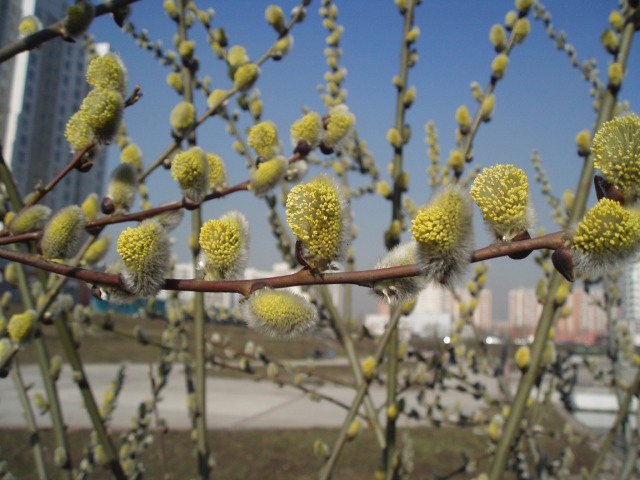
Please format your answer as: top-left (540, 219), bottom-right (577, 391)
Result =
top-left (90, 1), bottom-right (640, 319)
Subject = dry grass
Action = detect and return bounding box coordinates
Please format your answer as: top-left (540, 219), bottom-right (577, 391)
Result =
top-left (0, 417), bottom-right (596, 480)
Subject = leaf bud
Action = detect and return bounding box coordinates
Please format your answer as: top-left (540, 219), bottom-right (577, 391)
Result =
top-left (265, 5), bottom-right (286, 35)
top-left (455, 105), bottom-right (471, 133)
top-left (608, 62), bottom-right (624, 88)
top-left (79, 193), bottom-right (99, 222)
top-left (513, 18), bottom-right (531, 44)
top-left (575, 129), bottom-right (591, 157)
top-left (170, 101), bottom-right (196, 134)
top-left (82, 236), bottom-right (111, 265)
top-left (9, 205), bottom-right (51, 234)
top-left (480, 94), bottom-right (495, 122)
top-left (63, 0), bottom-right (95, 38)
top-left (609, 10), bottom-right (624, 32)
top-left (491, 53), bottom-right (509, 79)
top-left (18, 16), bottom-right (42, 37)
top-left (249, 156), bottom-right (287, 197)
top-left (601, 29), bottom-right (619, 54)
top-left (233, 63), bottom-right (260, 91)
top-left (107, 163), bottom-right (138, 213)
top-left (207, 89), bottom-right (228, 114)
top-left (166, 71), bottom-right (183, 94)
top-left (361, 355), bottom-right (376, 379)
top-left (489, 24), bottom-right (507, 51)
top-left (8, 310), bottom-right (36, 344)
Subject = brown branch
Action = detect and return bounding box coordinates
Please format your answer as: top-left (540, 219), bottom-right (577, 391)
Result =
top-left (0, 85), bottom-right (145, 238)
top-left (86, 180), bottom-right (250, 231)
top-left (0, 231), bottom-right (565, 297)
top-left (0, 0), bottom-right (143, 64)
top-left (22, 141), bottom-right (96, 209)
top-left (0, 231), bottom-right (41, 246)
top-left (0, 180), bottom-right (250, 246)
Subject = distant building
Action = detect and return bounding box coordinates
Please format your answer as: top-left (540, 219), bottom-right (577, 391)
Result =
top-left (170, 261), bottom-right (233, 311)
top-left (366, 282), bottom-right (492, 340)
top-left (0, 0), bottom-right (107, 212)
top-left (624, 260), bottom-right (640, 343)
top-left (508, 286), bottom-right (609, 344)
top-left (363, 313), bottom-right (414, 342)
top-left (508, 288), bottom-right (542, 337)
top-left (555, 287), bottom-right (608, 344)
top-left (242, 262), bottom-right (341, 308)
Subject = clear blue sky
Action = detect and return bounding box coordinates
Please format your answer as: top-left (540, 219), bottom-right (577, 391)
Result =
top-left (90, 1), bottom-right (640, 319)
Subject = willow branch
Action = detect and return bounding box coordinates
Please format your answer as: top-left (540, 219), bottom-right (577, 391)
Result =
top-left (0, 231), bottom-right (565, 297)
top-left (138, 1), bottom-right (308, 183)
top-left (0, 0), bottom-right (142, 64)
top-left (12, 360), bottom-right (48, 480)
top-left (488, 12), bottom-right (637, 479)
top-left (457, 9), bottom-right (527, 174)
top-left (588, 367), bottom-right (640, 480)
top-left (319, 307), bottom-right (403, 480)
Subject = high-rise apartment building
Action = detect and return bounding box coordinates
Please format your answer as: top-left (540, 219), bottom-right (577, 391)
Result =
top-left (508, 286), bottom-right (609, 343)
top-left (0, 0), bottom-right (106, 212)
top-left (508, 288), bottom-right (542, 336)
top-left (370, 282), bottom-right (493, 340)
top-left (623, 260), bottom-right (640, 341)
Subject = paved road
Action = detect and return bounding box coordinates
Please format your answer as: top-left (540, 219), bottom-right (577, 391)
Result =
top-left (0, 363), bottom-right (498, 430)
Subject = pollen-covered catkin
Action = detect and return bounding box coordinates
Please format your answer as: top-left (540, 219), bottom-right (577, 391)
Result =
top-left (198, 211), bottom-right (249, 280)
top-left (372, 241), bottom-right (425, 304)
top-left (116, 220), bottom-right (170, 297)
top-left (241, 288), bottom-right (317, 337)
top-left (571, 198), bottom-right (640, 276)
top-left (411, 186), bottom-right (473, 284)
top-left (41, 205), bottom-right (86, 260)
top-left (592, 114), bottom-right (640, 199)
top-left (470, 164), bottom-right (533, 240)
top-left (286, 174), bottom-right (349, 271)
top-left (171, 147), bottom-right (209, 202)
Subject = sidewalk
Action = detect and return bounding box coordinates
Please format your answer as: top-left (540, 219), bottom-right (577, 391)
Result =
top-left (0, 363), bottom-right (494, 430)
